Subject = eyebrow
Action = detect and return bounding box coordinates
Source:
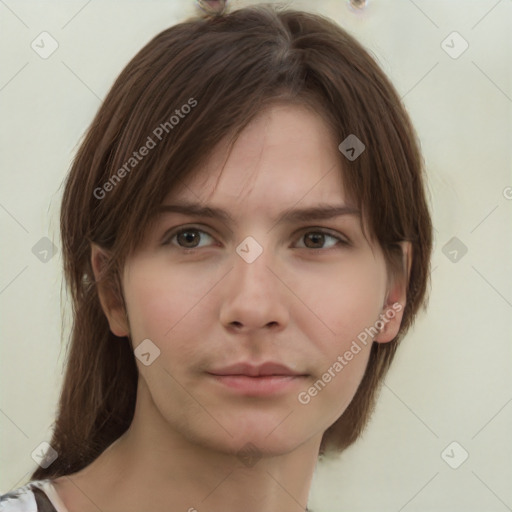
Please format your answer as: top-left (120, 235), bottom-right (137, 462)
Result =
top-left (156, 200), bottom-right (361, 226)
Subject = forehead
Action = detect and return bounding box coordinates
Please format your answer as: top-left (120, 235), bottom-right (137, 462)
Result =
top-left (165, 103), bottom-right (350, 214)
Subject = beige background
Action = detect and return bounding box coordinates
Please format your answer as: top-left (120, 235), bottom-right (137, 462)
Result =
top-left (1, 0), bottom-right (511, 510)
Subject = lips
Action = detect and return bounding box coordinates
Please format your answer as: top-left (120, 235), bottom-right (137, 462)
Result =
top-left (207, 361), bottom-right (307, 377)
top-left (206, 362), bottom-right (308, 396)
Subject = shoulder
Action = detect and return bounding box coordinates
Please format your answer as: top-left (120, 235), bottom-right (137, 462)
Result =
top-left (0, 481), bottom-right (38, 511)
top-left (0, 480), bottom-right (59, 512)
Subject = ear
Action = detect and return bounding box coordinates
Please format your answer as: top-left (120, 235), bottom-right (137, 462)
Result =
top-left (90, 243), bottom-right (130, 337)
top-left (374, 241), bottom-right (412, 343)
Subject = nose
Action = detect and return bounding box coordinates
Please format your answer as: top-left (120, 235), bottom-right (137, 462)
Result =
top-left (219, 241), bottom-right (289, 334)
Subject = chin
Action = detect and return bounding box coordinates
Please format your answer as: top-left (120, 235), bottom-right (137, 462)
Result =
top-left (177, 413), bottom-right (310, 460)
top-left (222, 434), bottom-right (307, 461)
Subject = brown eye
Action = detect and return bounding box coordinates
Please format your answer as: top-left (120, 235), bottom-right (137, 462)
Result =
top-left (303, 232), bottom-right (326, 249)
top-left (165, 228), bottom-right (215, 249)
top-left (296, 230), bottom-right (348, 250)
top-left (177, 229), bottom-right (201, 248)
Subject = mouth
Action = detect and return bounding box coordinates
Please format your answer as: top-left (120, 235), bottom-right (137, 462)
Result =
top-left (206, 374), bottom-right (308, 396)
top-left (206, 361), bottom-right (309, 396)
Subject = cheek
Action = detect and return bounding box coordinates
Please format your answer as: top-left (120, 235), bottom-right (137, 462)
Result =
top-left (290, 254), bottom-right (387, 348)
top-left (122, 258), bottom-right (221, 345)
top-left (123, 274), bottom-right (172, 341)
top-left (296, 333), bottom-right (372, 422)
top-left (295, 257), bottom-right (385, 416)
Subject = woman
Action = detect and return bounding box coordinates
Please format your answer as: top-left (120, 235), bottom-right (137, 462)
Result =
top-left (0, 3), bottom-right (432, 511)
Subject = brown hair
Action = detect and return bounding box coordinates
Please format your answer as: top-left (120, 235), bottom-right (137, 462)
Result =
top-left (31, 3), bottom-right (432, 480)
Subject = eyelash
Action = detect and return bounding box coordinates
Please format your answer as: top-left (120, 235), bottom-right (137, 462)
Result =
top-left (162, 225), bottom-right (350, 252)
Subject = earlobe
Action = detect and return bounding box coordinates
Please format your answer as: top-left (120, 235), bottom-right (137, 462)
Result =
top-left (90, 243), bottom-right (130, 338)
top-left (374, 241), bottom-right (412, 344)
top-left (373, 300), bottom-right (405, 343)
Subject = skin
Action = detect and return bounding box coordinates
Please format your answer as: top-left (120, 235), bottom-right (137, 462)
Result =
top-left (53, 104), bottom-right (409, 512)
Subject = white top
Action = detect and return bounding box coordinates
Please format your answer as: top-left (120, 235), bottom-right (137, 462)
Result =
top-left (0, 480), bottom-right (69, 512)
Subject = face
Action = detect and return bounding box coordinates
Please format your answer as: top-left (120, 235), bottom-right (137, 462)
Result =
top-left (95, 103), bottom-right (406, 457)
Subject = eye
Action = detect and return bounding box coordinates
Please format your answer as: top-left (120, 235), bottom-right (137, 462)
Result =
top-left (294, 229), bottom-right (349, 250)
top-left (164, 227), bottom-right (215, 249)
top-left (162, 226), bottom-right (349, 252)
